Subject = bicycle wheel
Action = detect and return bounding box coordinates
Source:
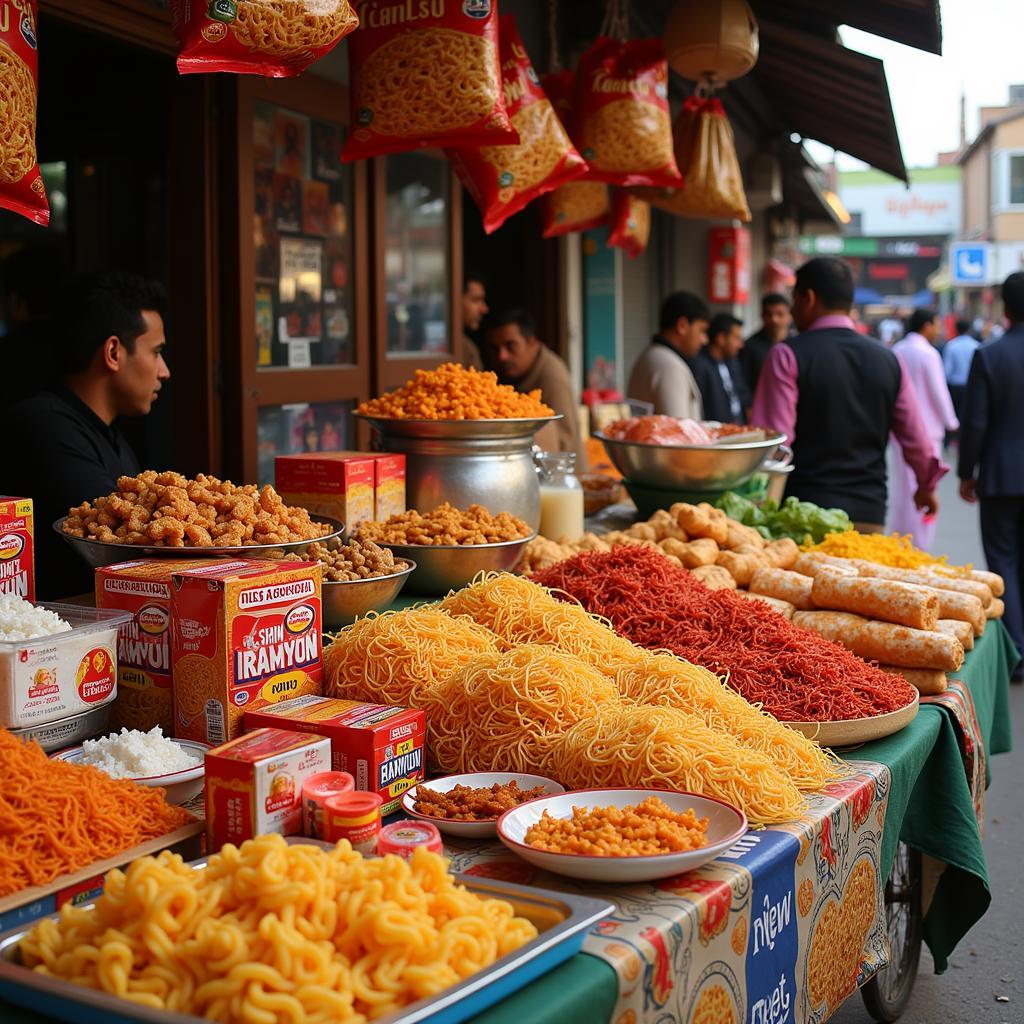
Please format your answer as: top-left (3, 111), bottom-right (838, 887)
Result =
top-left (861, 843), bottom-right (923, 1022)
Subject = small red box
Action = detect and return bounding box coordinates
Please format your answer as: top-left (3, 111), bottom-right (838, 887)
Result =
top-left (244, 695), bottom-right (425, 815)
top-left (0, 497), bottom-right (34, 601)
top-left (275, 453), bottom-right (375, 533)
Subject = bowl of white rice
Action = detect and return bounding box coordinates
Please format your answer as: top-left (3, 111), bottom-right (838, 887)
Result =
top-left (52, 727), bottom-right (209, 805)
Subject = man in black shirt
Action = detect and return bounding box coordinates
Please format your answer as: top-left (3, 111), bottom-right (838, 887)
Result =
top-left (695, 313), bottom-right (750, 424)
top-left (6, 272), bottom-right (170, 598)
top-left (740, 292), bottom-right (792, 398)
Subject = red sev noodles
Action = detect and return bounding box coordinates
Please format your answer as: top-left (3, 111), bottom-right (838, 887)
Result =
top-left (531, 546), bottom-right (917, 721)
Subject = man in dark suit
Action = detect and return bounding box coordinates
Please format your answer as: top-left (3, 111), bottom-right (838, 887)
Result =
top-left (959, 272), bottom-right (1024, 675)
top-left (695, 313), bottom-right (750, 424)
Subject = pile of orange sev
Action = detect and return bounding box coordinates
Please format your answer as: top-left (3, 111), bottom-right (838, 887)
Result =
top-left (0, 730), bottom-right (191, 897)
top-left (357, 363), bottom-right (554, 420)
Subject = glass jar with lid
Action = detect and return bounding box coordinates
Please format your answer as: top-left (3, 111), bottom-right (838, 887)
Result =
top-left (535, 451), bottom-right (585, 541)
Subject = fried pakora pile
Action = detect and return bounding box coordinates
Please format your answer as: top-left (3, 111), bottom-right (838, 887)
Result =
top-left (63, 471), bottom-right (332, 548)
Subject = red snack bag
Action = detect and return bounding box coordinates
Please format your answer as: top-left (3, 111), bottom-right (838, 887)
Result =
top-left (0, 1), bottom-right (48, 225)
top-left (448, 16), bottom-right (585, 234)
top-left (541, 69), bottom-right (611, 238)
top-left (574, 37), bottom-right (682, 189)
top-left (608, 193), bottom-right (651, 258)
top-left (342, 1), bottom-right (517, 162)
top-left (171, 0), bottom-right (358, 78)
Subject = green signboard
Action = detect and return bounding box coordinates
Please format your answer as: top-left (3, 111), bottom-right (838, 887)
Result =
top-left (582, 228), bottom-right (620, 394)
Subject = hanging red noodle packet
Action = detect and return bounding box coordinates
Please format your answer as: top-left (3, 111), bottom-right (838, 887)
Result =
top-left (448, 16), bottom-right (585, 234)
top-left (0, 0), bottom-right (48, 225)
top-left (607, 192), bottom-right (651, 258)
top-left (635, 97), bottom-right (751, 222)
top-left (574, 37), bottom-right (682, 189)
top-left (342, 2), bottom-right (517, 162)
top-left (171, 0), bottom-right (358, 78)
top-left (541, 69), bottom-right (611, 238)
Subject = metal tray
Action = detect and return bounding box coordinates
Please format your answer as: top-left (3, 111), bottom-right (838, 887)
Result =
top-left (0, 839), bottom-right (612, 1024)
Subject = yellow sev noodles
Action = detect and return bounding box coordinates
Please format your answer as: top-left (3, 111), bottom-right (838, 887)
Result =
top-left (417, 645), bottom-right (619, 775)
top-left (548, 705), bottom-right (806, 825)
top-left (20, 834), bottom-right (537, 1022)
top-left (323, 608), bottom-right (498, 706)
top-left (440, 574), bottom-right (835, 791)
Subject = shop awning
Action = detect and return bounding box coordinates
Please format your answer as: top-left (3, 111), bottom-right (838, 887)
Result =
top-left (753, 19), bottom-right (907, 181)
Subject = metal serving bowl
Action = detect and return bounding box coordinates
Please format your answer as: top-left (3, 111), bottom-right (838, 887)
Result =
top-left (596, 432), bottom-right (790, 491)
top-left (355, 414), bottom-right (563, 441)
top-left (322, 560), bottom-right (417, 629)
top-left (380, 536), bottom-right (535, 596)
top-left (55, 517), bottom-right (345, 570)
top-left (8, 703), bottom-right (112, 753)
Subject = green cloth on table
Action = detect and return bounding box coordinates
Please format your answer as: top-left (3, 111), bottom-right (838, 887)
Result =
top-left (852, 621), bottom-right (1015, 973)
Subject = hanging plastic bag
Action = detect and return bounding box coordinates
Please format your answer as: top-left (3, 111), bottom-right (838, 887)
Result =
top-left (342, 2), bottom-right (517, 162)
top-left (541, 69), bottom-right (611, 237)
top-left (637, 96), bottom-right (751, 222)
top-left (171, 0), bottom-right (358, 77)
top-left (574, 37), bottom-right (682, 189)
top-left (448, 16), bottom-right (585, 234)
top-left (0, 0), bottom-right (48, 225)
top-left (608, 193), bottom-right (650, 258)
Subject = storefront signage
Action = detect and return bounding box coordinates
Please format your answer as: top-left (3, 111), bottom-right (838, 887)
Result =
top-left (838, 175), bottom-right (961, 236)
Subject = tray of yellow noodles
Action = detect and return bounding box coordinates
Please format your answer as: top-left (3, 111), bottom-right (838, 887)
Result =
top-left (0, 835), bottom-right (613, 1024)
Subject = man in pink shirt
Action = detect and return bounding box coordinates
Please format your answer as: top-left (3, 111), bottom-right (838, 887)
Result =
top-left (890, 310), bottom-right (958, 549)
top-left (751, 258), bottom-right (944, 531)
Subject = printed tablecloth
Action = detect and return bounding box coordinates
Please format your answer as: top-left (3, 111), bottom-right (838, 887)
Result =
top-left (448, 762), bottom-right (890, 1024)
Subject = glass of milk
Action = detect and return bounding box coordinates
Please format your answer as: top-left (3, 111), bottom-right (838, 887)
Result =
top-left (536, 452), bottom-right (584, 542)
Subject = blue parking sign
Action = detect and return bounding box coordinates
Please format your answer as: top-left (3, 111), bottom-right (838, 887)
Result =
top-left (951, 243), bottom-right (989, 285)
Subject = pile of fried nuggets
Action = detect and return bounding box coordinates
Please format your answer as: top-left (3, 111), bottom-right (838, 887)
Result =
top-left (63, 471), bottom-right (332, 547)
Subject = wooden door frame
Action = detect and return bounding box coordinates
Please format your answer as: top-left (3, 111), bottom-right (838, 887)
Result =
top-left (371, 153), bottom-right (462, 394)
top-left (42, 0), bottom-right (175, 53)
top-left (229, 73), bottom-right (371, 482)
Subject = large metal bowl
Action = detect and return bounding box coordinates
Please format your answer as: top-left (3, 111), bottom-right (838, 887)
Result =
top-left (355, 414), bottom-right (562, 440)
top-left (55, 517), bottom-right (345, 570)
top-left (596, 432), bottom-right (790, 491)
top-left (322, 560), bottom-right (417, 628)
top-left (380, 536), bottom-right (535, 596)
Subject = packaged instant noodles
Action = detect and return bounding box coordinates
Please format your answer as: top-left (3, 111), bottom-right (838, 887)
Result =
top-left (541, 69), bottom-right (611, 238)
top-left (637, 97), bottom-right (751, 222)
top-left (0, 0), bottom-right (48, 225)
top-left (607, 192), bottom-right (651, 258)
top-left (342, 1), bottom-right (517, 162)
top-left (573, 37), bottom-right (682, 189)
top-left (171, 0), bottom-right (358, 78)
top-left (448, 16), bottom-right (585, 234)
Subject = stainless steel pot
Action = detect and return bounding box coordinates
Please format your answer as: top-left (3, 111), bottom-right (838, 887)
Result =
top-left (357, 416), bottom-right (563, 531)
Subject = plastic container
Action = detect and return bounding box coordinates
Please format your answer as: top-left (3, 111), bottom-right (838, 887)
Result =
top-left (377, 820), bottom-right (444, 859)
top-left (302, 770), bottom-right (355, 839)
top-left (536, 452), bottom-right (584, 541)
top-left (0, 603), bottom-right (130, 729)
top-left (323, 791), bottom-right (383, 853)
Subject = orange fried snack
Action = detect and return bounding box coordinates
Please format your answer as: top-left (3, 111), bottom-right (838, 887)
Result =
top-left (357, 363), bottom-right (554, 420)
top-left (63, 470), bottom-right (332, 547)
top-left (359, 503), bottom-right (531, 546)
top-left (524, 796), bottom-right (709, 856)
top-left (414, 780), bottom-right (547, 821)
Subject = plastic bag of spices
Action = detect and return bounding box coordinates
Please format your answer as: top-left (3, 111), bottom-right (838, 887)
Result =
top-left (342, 1), bottom-right (517, 161)
top-left (541, 69), bottom-right (611, 237)
top-left (573, 36), bottom-right (683, 189)
top-left (607, 193), bottom-right (651, 258)
top-left (171, 0), bottom-right (358, 77)
top-left (447, 16), bottom-right (585, 235)
top-left (636, 97), bottom-right (751, 222)
top-left (0, 0), bottom-right (49, 225)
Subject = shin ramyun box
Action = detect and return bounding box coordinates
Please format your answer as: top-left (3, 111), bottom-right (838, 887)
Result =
top-left (243, 695), bottom-right (425, 815)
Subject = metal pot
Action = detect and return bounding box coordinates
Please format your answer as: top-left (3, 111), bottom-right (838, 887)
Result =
top-left (357, 416), bottom-right (562, 531)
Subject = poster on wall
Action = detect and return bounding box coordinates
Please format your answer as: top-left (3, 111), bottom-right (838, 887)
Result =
top-left (274, 110), bottom-right (310, 180)
top-left (255, 285), bottom-right (273, 367)
top-left (279, 237), bottom-right (323, 345)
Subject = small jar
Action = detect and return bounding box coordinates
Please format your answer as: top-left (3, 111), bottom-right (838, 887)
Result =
top-left (302, 771), bottom-right (355, 839)
top-left (377, 820), bottom-right (444, 859)
top-left (535, 451), bottom-right (585, 541)
top-left (323, 791), bottom-right (383, 854)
